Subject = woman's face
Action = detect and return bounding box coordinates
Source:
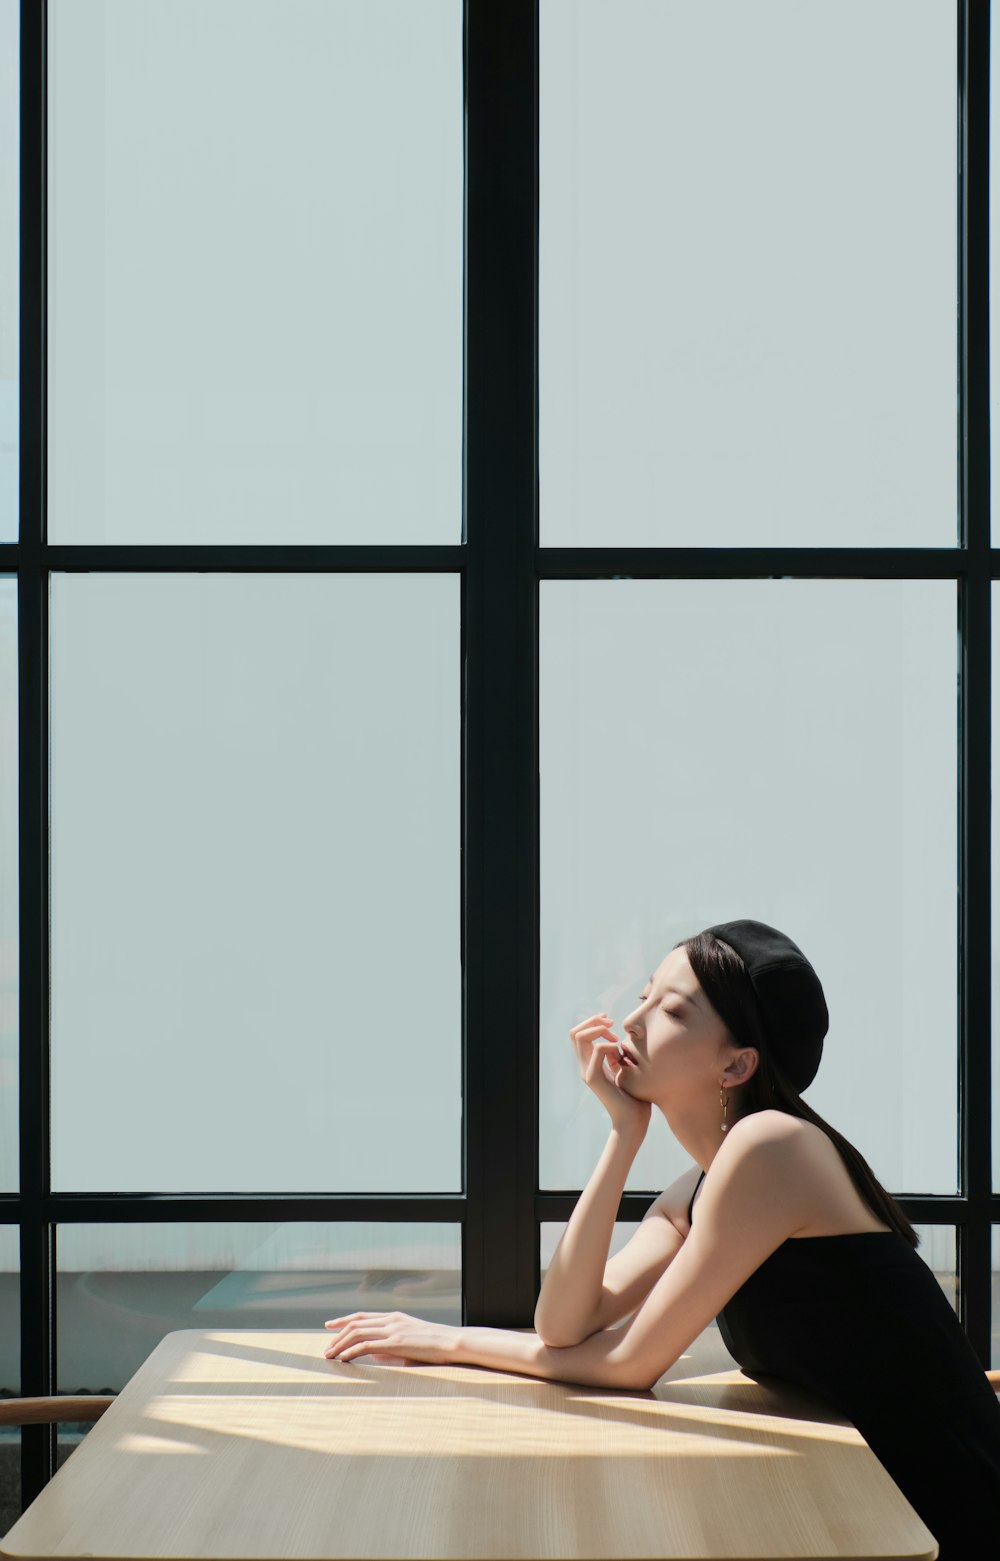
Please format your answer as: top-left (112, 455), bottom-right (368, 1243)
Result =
top-left (620, 947), bottom-right (734, 1099)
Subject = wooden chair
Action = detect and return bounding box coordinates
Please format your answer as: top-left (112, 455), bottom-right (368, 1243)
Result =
top-left (0, 1397), bottom-right (114, 1427)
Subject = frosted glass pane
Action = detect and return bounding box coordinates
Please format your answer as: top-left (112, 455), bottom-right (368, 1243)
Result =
top-left (0, 1225), bottom-right (18, 1532)
top-left (0, 581), bottom-right (16, 1189)
top-left (541, 1219), bottom-right (641, 1275)
top-left (50, 574), bottom-right (461, 1191)
top-left (993, 1228), bottom-right (1000, 1371)
top-left (540, 0), bottom-right (956, 547)
top-left (0, 1224), bottom-right (18, 1393)
top-left (0, 1), bottom-right (16, 542)
top-left (540, 579), bottom-right (956, 1194)
top-left (56, 1222), bottom-right (460, 1395)
top-left (47, 0), bottom-right (463, 545)
top-left (985, 15), bottom-right (992, 543)
top-left (993, 585), bottom-right (1000, 1188)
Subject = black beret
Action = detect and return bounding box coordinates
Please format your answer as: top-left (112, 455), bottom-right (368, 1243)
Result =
top-left (701, 918), bottom-right (829, 1093)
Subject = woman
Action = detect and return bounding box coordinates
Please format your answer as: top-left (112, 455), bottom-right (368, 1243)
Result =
top-left (324, 918), bottom-right (1000, 1557)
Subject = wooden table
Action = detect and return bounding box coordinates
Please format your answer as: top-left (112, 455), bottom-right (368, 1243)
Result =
top-left (0, 1326), bottom-right (938, 1560)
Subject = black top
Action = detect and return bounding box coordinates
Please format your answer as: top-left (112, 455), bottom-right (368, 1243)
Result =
top-left (686, 1169), bottom-right (1000, 1558)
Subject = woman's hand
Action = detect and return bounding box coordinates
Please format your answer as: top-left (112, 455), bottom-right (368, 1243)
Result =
top-left (323, 1311), bottom-right (458, 1367)
top-left (570, 1011), bottom-right (652, 1140)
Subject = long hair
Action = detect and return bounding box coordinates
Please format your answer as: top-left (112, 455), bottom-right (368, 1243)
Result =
top-left (679, 930), bottom-right (920, 1248)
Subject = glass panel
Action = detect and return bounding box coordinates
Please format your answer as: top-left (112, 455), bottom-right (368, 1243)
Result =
top-left (993, 585), bottom-right (1000, 1189)
top-left (0, 1226), bottom-right (18, 1533)
top-left (50, 574), bottom-right (461, 1192)
top-left (985, 10), bottom-right (992, 543)
top-left (542, 1218), bottom-right (642, 1275)
top-left (540, 0), bottom-right (956, 547)
top-left (0, 1), bottom-right (17, 542)
top-left (0, 580), bottom-right (16, 1190)
top-left (47, 0), bottom-right (463, 545)
top-left (55, 1222), bottom-right (460, 1465)
top-left (540, 579), bottom-right (957, 1195)
top-left (993, 1228), bottom-right (1000, 1371)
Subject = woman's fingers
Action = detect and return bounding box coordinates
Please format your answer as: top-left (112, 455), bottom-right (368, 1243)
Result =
top-left (570, 1016), bottom-right (638, 1097)
top-left (572, 1022), bottom-right (617, 1049)
top-left (601, 1053), bottom-right (622, 1084)
top-left (329, 1343), bottom-right (371, 1362)
top-left (569, 1012), bottom-right (612, 1039)
top-left (567, 1011), bottom-right (651, 1135)
top-left (574, 1021), bottom-right (624, 1082)
top-left (585, 1037), bottom-right (615, 1070)
top-left (325, 1322), bottom-right (390, 1360)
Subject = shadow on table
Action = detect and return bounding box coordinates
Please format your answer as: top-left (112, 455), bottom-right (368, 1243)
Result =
top-left (94, 1326), bottom-right (858, 1468)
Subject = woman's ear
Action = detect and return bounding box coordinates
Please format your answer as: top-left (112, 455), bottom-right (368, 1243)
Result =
top-left (724, 1047), bottom-right (760, 1085)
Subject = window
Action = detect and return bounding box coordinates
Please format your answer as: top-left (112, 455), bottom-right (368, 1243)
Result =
top-left (4, 0), bottom-right (995, 1516)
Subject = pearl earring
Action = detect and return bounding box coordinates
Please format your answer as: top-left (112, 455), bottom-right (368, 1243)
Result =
top-left (720, 1084), bottom-right (728, 1133)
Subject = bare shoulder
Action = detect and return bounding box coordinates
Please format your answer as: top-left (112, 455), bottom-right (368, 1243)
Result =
top-left (648, 1118), bottom-right (818, 1237)
top-left (723, 1110), bottom-right (848, 1171)
top-left (723, 1108), bottom-right (808, 1151)
top-left (704, 1110), bottom-right (809, 1195)
top-left (711, 1110), bottom-right (889, 1237)
top-left (646, 1163), bottom-right (704, 1236)
top-left (682, 1113), bottom-right (818, 1246)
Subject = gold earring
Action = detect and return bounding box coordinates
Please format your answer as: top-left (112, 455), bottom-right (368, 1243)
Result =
top-left (720, 1084), bottom-right (728, 1133)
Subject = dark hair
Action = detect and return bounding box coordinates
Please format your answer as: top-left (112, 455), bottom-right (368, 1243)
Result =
top-left (678, 930), bottom-right (920, 1249)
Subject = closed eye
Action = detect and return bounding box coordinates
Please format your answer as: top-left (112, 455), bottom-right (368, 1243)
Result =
top-left (640, 992), bottom-right (683, 1019)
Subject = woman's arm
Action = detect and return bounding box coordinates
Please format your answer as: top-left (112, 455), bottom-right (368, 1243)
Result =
top-left (453, 1324), bottom-right (639, 1390)
top-left (325, 1124), bottom-right (806, 1392)
top-left (534, 1127), bottom-right (645, 1347)
top-left (456, 1123), bottom-right (806, 1395)
top-left (533, 1009), bottom-right (652, 1348)
top-left (324, 1314), bottom-right (640, 1390)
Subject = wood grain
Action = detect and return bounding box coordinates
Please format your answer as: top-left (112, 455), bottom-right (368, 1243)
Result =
top-left (0, 1327), bottom-right (937, 1560)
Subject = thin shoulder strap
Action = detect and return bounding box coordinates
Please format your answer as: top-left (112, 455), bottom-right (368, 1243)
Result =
top-left (686, 1168), bottom-right (707, 1226)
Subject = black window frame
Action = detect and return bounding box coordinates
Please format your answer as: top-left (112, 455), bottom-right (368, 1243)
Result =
top-left (5, 0), bottom-right (994, 1513)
